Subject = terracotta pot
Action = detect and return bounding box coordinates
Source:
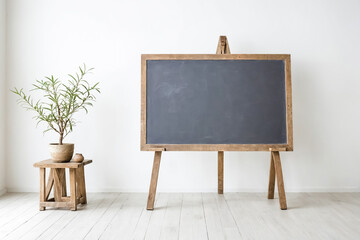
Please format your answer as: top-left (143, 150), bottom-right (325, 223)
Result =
top-left (73, 153), bottom-right (84, 163)
top-left (49, 143), bottom-right (74, 162)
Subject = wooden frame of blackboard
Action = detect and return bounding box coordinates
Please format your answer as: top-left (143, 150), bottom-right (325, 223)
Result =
top-left (141, 54), bottom-right (293, 152)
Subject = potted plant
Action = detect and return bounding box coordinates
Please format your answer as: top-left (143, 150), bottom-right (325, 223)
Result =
top-left (11, 64), bottom-right (100, 162)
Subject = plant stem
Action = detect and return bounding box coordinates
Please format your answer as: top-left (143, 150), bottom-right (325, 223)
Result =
top-left (59, 132), bottom-right (63, 145)
top-left (11, 64), bottom-right (99, 144)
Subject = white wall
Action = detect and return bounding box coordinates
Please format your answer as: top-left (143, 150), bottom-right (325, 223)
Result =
top-left (0, 0), bottom-right (6, 195)
top-left (5, 0), bottom-right (360, 192)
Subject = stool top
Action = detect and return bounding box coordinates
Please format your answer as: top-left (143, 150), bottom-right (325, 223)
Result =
top-left (33, 159), bottom-right (92, 168)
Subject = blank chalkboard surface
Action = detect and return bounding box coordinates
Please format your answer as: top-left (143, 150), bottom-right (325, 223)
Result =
top-left (141, 54), bottom-right (293, 151)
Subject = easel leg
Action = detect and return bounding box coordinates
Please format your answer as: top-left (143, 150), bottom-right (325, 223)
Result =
top-left (218, 151), bottom-right (224, 194)
top-left (147, 151), bottom-right (162, 210)
top-left (267, 153), bottom-right (275, 199)
top-left (216, 36), bottom-right (228, 194)
top-left (272, 151), bottom-right (287, 210)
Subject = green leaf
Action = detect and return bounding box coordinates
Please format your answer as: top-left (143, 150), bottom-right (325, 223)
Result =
top-left (11, 64), bottom-right (99, 140)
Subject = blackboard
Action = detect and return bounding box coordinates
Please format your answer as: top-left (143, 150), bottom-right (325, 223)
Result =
top-left (141, 55), bottom-right (293, 151)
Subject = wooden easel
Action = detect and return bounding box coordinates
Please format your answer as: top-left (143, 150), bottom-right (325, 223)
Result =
top-left (146, 36), bottom-right (287, 210)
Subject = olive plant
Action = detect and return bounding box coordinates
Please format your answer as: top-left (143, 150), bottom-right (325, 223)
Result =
top-left (11, 64), bottom-right (100, 145)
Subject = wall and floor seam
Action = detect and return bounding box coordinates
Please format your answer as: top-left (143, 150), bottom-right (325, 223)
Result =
top-left (0, 0), bottom-right (7, 196)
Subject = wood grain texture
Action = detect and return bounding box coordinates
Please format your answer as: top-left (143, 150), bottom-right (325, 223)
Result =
top-left (145, 193), bottom-right (168, 239)
top-left (216, 37), bottom-right (228, 195)
top-left (285, 57), bottom-right (293, 151)
top-left (45, 169), bottom-right (54, 201)
top-left (272, 151), bottom-right (287, 210)
top-left (140, 53), bottom-right (292, 151)
top-left (202, 193), bottom-right (242, 239)
top-left (146, 148), bottom-right (166, 151)
top-left (267, 153), bottom-right (276, 199)
top-left (39, 168), bottom-right (45, 211)
top-left (269, 147), bottom-right (287, 151)
top-left (53, 169), bottom-right (63, 202)
top-left (100, 194), bottom-right (146, 239)
top-left (33, 159), bottom-right (92, 168)
top-left (54, 193), bottom-right (119, 240)
top-left (142, 144), bottom-right (290, 151)
top-left (216, 35), bottom-right (231, 54)
top-left (83, 193), bottom-right (127, 239)
top-left (218, 151), bottom-right (224, 194)
top-left (59, 169), bottom-right (67, 197)
top-left (35, 161), bottom-right (91, 211)
top-left (76, 165), bottom-right (87, 204)
top-left (69, 168), bottom-right (77, 211)
top-left (159, 193), bottom-right (182, 240)
top-left (39, 201), bottom-right (74, 208)
top-left (140, 54), bottom-right (147, 150)
top-left (3, 193), bottom-right (360, 239)
top-left (37, 194), bottom-right (104, 240)
top-left (141, 37), bottom-right (291, 212)
top-left (179, 193), bottom-right (208, 239)
top-left (141, 54), bottom-right (290, 60)
top-left (147, 151), bottom-right (162, 210)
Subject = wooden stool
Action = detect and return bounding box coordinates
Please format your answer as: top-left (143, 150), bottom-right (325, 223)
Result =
top-left (33, 159), bottom-right (92, 211)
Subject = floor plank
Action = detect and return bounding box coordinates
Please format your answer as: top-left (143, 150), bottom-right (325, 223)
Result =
top-left (99, 193), bottom-right (147, 240)
top-left (18, 208), bottom-right (68, 240)
top-left (131, 193), bottom-right (160, 240)
top-left (0, 193), bottom-right (37, 227)
top-left (203, 193), bottom-right (242, 240)
top-left (145, 193), bottom-right (168, 240)
top-left (159, 193), bottom-right (182, 240)
top-left (84, 193), bottom-right (129, 240)
top-left (0, 193), bottom-right (28, 210)
top-left (225, 193), bottom-right (290, 240)
top-left (202, 193), bottom-right (225, 240)
top-left (178, 193), bottom-right (208, 240)
top-left (0, 192), bottom-right (359, 240)
top-left (52, 193), bottom-right (120, 240)
top-left (36, 193), bottom-right (103, 240)
top-left (0, 194), bottom-right (40, 239)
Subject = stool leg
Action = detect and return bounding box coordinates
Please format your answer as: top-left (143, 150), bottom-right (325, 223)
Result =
top-left (45, 169), bottom-right (54, 201)
top-left (77, 166), bottom-right (87, 204)
top-left (59, 169), bottom-right (67, 197)
top-left (39, 168), bottom-right (46, 211)
top-left (81, 166), bottom-right (87, 204)
top-left (53, 169), bottom-right (63, 202)
top-left (69, 168), bottom-right (77, 211)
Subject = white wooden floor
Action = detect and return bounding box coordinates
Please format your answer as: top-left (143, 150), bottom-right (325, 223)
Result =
top-left (0, 192), bottom-right (359, 240)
